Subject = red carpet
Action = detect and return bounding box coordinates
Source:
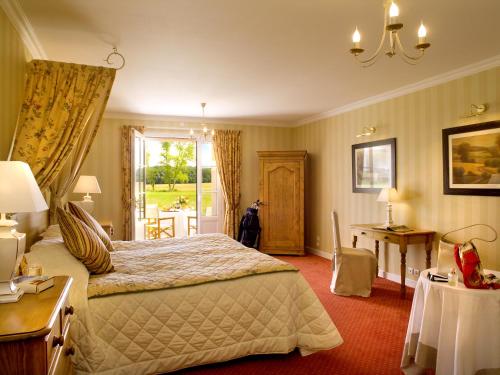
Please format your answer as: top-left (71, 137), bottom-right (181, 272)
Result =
top-left (177, 254), bottom-right (413, 375)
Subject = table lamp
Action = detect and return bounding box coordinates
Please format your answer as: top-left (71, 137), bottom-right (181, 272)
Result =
top-left (72, 175), bottom-right (101, 215)
top-left (377, 187), bottom-right (399, 227)
top-left (0, 161), bottom-right (48, 303)
top-left (73, 175), bottom-right (101, 202)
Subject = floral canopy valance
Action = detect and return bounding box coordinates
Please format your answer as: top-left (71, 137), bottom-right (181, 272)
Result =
top-left (10, 60), bottom-right (115, 192)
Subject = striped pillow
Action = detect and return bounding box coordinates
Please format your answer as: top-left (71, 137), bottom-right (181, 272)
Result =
top-left (57, 207), bottom-right (114, 274)
top-left (68, 202), bottom-right (114, 251)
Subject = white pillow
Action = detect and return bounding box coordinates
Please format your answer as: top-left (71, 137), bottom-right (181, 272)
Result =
top-left (41, 224), bottom-right (62, 239)
top-left (27, 238), bottom-right (89, 308)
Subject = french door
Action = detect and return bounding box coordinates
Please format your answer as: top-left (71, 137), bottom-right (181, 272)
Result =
top-left (131, 132), bottom-right (222, 240)
top-left (131, 129), bottom-right (146, 240)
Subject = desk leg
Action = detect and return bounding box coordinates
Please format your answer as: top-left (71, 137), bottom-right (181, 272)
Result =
top-left (374, 240), bottom-right (379, 277)
top-left (400, 241), bottom-right (408, 299)
top-left (352, 235), bottom-right (358, 248)
top-left (425, 235), bottom-right (432, 269)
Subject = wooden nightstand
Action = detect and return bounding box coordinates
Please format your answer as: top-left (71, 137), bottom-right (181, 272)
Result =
top-left (0, 276), bottom-right (75, 375)
top-left (99, 220), bottom-right (114, 238)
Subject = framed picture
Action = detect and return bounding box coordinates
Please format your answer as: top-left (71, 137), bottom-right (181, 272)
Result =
top-left (352, 138), bottom-right (396, 193)
top-left (443, 121), bottom-right (500, 196)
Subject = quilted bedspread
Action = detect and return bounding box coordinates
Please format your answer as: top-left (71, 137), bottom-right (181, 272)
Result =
top-left (87, 233), bottom-right (297, 298)
top-left (28, 234), bottom-right (343, 374)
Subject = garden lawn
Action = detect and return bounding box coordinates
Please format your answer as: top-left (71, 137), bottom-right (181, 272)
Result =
top-left (146, 183), bottom-right (214, 211)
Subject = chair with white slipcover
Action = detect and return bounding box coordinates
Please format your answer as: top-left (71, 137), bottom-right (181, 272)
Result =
top-left (330, 211), bottom-right (377, 297)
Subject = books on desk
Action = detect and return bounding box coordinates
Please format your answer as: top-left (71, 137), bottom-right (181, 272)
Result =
top-left (372, 225), bottom-right (413, 233)
top-left (15, 276), bottom-right (54, 294)
top-left (0, 289), bottom-right (24, 303)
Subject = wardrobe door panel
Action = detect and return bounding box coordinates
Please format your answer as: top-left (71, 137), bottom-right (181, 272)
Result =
top-left (258, 151), bottom-right (306, 255)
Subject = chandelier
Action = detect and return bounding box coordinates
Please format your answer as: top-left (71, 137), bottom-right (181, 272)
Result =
top-left (350, 1), bottom-right (430, 66)
top-left (189, 102), bottom-right (215, 139)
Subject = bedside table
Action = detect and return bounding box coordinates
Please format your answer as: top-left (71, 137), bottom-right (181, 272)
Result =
top-left (0, 276), bottom-right (75, 375)
top-left (99, 220), bottom-right (114, 238)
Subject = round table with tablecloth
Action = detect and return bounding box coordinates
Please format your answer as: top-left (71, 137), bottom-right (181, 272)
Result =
top-left (401, 268), bottom-right (500, 375)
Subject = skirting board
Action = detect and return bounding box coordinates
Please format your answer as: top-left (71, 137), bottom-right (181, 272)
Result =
top-left (305, 246), bottom-right (417, 289)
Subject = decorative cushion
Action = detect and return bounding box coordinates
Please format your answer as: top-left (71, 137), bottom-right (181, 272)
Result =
top-left (68, 201), bottom-right (114, 251)
top-left (57, 207), bottom-right (114, 274)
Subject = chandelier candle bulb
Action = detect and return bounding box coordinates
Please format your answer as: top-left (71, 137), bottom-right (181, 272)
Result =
top-left (389, 2), bottom-right (399, 23)
top-left (418, 22), bottom-right (427, 44)
top-left (352, 27), bottom-right (361, 48)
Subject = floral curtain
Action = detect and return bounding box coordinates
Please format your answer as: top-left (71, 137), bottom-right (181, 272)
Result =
top-left (121, 125), bottom-right (144, 240)
top-left (212, 130), bottom-right (241, 238)
top-left (10, 60), bottom-right (116, 201)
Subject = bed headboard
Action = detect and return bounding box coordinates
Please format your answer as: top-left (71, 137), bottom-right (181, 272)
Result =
top-left (14, 211), bottom-right (49, 250)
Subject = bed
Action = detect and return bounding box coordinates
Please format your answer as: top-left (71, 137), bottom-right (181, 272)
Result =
top-left (26, 231), bottom-right (343, 374)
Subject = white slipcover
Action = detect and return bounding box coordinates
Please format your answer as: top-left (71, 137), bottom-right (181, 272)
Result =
top-left (330, 211), bottom-right (377, 297)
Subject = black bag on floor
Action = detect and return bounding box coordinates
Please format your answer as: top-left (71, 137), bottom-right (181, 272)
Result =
top-left (237, 207), bottom-right (261, 249)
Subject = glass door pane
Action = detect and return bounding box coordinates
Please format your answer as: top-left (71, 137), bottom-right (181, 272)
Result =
top-left (131, 129), bottom-right (146, 239)
top-left (144, 137), bottom-right (197, 238)
top-left (198, 142), bottom-right (222, 234)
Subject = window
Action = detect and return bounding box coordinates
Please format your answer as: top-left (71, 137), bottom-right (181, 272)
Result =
top-left (200, 143), bottom-right (218, 217)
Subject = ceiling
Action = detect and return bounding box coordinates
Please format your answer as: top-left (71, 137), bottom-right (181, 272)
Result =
top-left (17, 0), bottom-right (500, 124)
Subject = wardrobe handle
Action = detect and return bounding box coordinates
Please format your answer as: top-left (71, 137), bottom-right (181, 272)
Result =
top-left (360, 231), bottom-right (366, 235)
top-left (65, 306), bottom-right (74, 315)
top-left (53, 335), bottom-right (64, 347)
top-left (65, 346), bottom-right (75, 356)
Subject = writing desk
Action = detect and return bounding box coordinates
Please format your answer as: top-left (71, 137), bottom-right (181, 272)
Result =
top-left (349, 224), bottom-right (435, 299)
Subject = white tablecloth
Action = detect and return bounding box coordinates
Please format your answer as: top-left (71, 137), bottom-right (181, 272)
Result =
top-left (401, 268), bottom-right (500, 375)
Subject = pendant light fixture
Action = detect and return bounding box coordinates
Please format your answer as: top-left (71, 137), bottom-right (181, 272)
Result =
top-left (349, 0), bottom-right (430, 67)
top-left (189, 103), bottom-right (215, 139)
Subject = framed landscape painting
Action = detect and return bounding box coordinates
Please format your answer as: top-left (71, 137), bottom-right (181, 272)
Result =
top-left (442, 121), bottom-right (500, 196)
top-left (352, 138), bottom-right (396, 193)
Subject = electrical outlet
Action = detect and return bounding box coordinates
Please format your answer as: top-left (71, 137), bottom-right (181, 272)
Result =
top-left (414, 269), bottom-right (420, 276)
top-left (408, 267), bottom-right (414, 275)
top-left (316, 236), bottom-right (320, 247)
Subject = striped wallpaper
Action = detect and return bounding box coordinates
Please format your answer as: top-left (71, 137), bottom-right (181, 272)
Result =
top-left (0, 7), bottom-right (29, 160)
top-left (293, 67), bottom-right (500, 278)
top-left (77, 117), bottom-right (294, 240)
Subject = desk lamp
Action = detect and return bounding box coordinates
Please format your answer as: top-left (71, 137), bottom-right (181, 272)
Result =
top-left (377, 187), bottom-right (399, 227)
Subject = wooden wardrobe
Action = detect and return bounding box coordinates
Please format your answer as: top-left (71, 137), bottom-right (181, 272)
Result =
top-left (257, 151), bottom-right (307, 255)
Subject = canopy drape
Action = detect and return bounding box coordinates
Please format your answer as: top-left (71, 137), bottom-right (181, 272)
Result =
top-left (212, 130), bottom-right (241, 239)
top-left (9, 60), bottom-right (115, 223)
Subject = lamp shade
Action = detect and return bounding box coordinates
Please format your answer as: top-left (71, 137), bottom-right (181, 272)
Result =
top-left (0, 161), bottom-right (48, 213)
top-left (377, 187), bottom-right (399, 203)
top-left (73, 175), bottom-right (101, 194)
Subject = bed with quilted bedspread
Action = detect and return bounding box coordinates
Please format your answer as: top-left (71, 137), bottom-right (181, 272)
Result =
top-left (26, 232), bottom-right (343, 375)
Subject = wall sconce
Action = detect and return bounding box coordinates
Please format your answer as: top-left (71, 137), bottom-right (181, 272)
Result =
top-left (462, 104), bottom-right (488, 119)
top-left (356, 127), bottom-right (376, 138)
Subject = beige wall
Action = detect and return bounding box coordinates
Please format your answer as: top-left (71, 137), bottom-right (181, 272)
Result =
top-left (293, 67), bottom-right (500, 279)
top-left (75, 118), bottom-right (294, 240)
top-left (0, 8), bottom-right (47, 245)
top-left (0, 7), bottom-right (30, 160)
